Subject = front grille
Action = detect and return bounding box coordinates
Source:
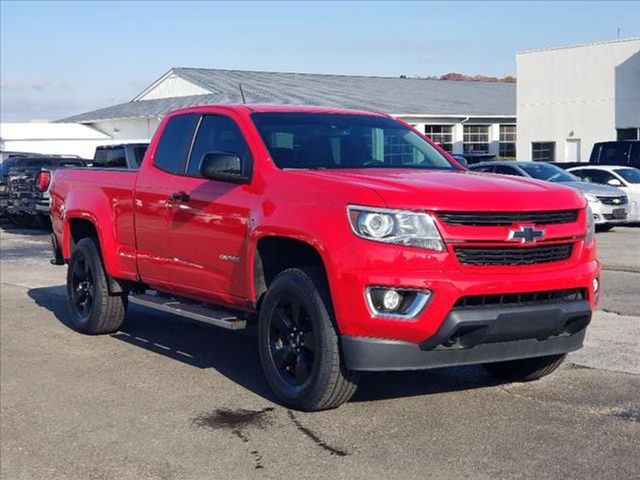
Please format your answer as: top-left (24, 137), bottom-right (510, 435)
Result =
top-left (455, 243), bottom-right (573, 266)
top-left (454, 288), bottom-right (587, 309)
top-left (596, 195), bottom-right (627, 205)
top-left (437, 210), bottom-right (578, 226)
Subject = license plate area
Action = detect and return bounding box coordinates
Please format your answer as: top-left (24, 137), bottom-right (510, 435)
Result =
top-left (612, 208), bottom-right (627, 219)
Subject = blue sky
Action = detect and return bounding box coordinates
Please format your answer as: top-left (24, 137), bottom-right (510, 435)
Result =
top-left (1, 1), bottom-right (639, 121)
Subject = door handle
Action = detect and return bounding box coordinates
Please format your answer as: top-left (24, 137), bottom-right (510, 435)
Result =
top-left (171, 192), bottom-right (190, 202)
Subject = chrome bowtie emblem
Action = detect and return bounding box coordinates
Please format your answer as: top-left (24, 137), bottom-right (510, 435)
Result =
top-left (612, 198), bottom-right (621, 204)
top-left (508, 225), bottom-right (545, 243)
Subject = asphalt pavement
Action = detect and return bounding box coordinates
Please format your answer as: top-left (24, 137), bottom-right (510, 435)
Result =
top-left (1, 222), bottom-right (638, 479)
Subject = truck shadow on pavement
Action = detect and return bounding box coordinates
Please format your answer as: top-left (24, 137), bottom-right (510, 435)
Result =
top-left (28, 285), bottom-right (505, 405)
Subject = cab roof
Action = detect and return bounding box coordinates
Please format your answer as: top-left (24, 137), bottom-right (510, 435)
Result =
top-left (169, 104), bottom-right (390, 118)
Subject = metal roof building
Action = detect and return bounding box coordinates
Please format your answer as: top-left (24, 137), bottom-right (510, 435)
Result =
top-left (59, 67), bottom-right (518, 157)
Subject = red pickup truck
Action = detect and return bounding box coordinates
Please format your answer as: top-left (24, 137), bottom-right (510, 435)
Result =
top-left (50, 105), bottom-right (600, 411)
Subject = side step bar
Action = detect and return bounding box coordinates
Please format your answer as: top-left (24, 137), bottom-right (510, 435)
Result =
top-left (128, 293), bottom-right (246, 330)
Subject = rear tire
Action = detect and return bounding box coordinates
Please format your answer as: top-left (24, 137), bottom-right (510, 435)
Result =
top-left (483, 354), bottom-right (566, 382)
top-left (66, 238), bottom-right (127, 334)
top-left (258, 267), bottom-right (359, 411)
top-left (596, 224), bottom-right (614, 232)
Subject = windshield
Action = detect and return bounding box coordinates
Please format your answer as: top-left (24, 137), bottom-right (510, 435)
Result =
top-left (615, 168), bottom-right (640, 184)
top-left (251, 113), bottom-right (457, 170)
top-left (519, 163), bottom-right (579, 183)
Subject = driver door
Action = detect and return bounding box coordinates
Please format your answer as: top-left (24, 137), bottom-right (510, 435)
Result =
top-left (164, 114), bottom-right (255, 303)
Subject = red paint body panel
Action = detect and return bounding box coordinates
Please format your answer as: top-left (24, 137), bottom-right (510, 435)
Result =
top-left (50, 104), bottom-right (599, 344)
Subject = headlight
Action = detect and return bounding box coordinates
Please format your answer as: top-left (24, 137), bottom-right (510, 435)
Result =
top-left (348, 205), bottom-right (445, 251)
top-left (585, 205), bottom-right (595, 243)
top-left (583, 193), bottom-right (600, 204)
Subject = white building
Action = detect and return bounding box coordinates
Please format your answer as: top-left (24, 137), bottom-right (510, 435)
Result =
top-left (517, 38), bottom-right (640, 163)
top-left (0, 122), bottom-right (112, 158)
top-left (60, 68), bottom-right (517, 157)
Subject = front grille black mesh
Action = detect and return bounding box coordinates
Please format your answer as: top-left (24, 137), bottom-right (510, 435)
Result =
top-left (437, 210), bottom-right (578, 226)
top-left (454, 288), bottom-right (587, 309)
top-left (455, 243), bottom-right (573, 266)
top-left (596, 196), bottom-right (627, 205)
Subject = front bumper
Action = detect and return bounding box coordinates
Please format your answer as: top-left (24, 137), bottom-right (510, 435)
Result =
top-left (341, 300), bottom-right (591, 371)
top-left (590, 202), bottom-right (630, 224)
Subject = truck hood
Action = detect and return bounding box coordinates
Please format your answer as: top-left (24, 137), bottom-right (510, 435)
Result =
top-left (290, 168), bottom-right (586, 211)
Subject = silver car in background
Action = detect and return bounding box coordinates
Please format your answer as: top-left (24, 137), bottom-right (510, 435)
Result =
top-left (568, 166), bottom-right (640, 223)
top-left (469, 161), bottom-right (630, 231)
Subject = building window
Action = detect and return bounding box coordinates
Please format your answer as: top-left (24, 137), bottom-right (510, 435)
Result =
top-left (531, 142), bottom-right (555, 162)
top-left (617, 128), bottom-right (639, 141)
top-left (499, 125), bottom-right (516, 158)
top-left (463, 125), bottom-right (489, 153)
top-left (424, 125), bottom-right (453, 152)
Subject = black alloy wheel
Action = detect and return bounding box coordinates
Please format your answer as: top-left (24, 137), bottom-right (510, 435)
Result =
top-left (70, 254), bottom-right (95, 318)
top-left (268, 297), bottom-right (316, 387)
top-left (258, 267), bottom-right (359, 411)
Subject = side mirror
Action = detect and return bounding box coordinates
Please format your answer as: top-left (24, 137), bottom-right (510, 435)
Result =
top-left (199, 152), bottom-right (250, 183)
top-left (606, 178), bottom-right (623, 187)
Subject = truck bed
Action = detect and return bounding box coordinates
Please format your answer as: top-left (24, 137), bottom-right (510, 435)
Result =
top-left (51, 168), bottom-right (139, 279)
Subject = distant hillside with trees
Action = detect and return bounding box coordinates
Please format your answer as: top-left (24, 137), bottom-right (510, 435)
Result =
top-left (424, 73), bottom-right (516, 82)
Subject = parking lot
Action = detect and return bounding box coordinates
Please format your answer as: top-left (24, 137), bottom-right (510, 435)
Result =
top-left (1, 223), bottom-right (638, 480)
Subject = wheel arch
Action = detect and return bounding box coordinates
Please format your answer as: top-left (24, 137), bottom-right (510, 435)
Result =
top-left (252, 235), bottom-right (330, 311)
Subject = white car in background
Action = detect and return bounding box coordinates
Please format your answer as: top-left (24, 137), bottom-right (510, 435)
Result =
top-left (568, 166), bottom-right (640, 223)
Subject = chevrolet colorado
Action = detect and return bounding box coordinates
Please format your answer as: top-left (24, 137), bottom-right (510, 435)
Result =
top-left (50, 105), bottom-right (600, 411)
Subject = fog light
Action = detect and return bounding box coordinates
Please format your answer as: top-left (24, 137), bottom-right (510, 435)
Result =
top-left (382, 289), bottom-right (401, 310)
top-left (366, 286), bottom-right (431, 319)
top-left (593, 277), bottom-right (600, 296)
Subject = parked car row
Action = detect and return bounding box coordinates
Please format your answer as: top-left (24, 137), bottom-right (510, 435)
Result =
top-left (0, 143), bottom-right (148, 228)
top-left (468, 161), bottom-right (639, 230)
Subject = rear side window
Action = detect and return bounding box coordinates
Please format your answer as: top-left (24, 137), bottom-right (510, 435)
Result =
top-left (106, 148), bottom-right (126, 168)
top-left (576, 169), bottom-right (616, 184)
top-left (598, 143), bottom-right (630, 165)
top-left (93, 148), bottom-right (125, 168)
top-left (133, 146), bottom-right (147, 167)
top-left (187, 115), bottom-right (251, 176)
top-left (154, 114), bottom-right (199, 174)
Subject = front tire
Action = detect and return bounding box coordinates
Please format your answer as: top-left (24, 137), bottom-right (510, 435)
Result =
top-left (66, 238), bottom-right (127, 334)
top-left (596, 224), bottom-right (614, 232)
top-left (483, 354), bottom-right (566, 382)
top-left (258, 268), bottom-right (359, 411)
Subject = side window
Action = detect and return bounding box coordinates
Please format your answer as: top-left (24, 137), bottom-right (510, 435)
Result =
top-left (93, 149), bottom-right (107, 165)
top-left (132, 146), bottom-right (148, 167)
top-left (187, 115), bottom-right (251, 176)
top-left (154, 114), bottom-right (200, 174)
top-left (571, 169), bottom-right (594, 182)
top-left (495, 165), bottom-right (520, 176)
top-left (105, 148), bottom-right (126, 168)
top-left (588, 170), bottom-right (616, 184)
top-left (599, 143), bottom-right (630, 165)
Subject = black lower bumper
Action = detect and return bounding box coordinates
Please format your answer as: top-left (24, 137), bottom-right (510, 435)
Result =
top-left (341, 300), bottom-right (591, 371)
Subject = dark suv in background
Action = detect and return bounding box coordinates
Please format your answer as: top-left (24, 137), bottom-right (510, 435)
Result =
top-left (589, 141), bottom-right (640, 169)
